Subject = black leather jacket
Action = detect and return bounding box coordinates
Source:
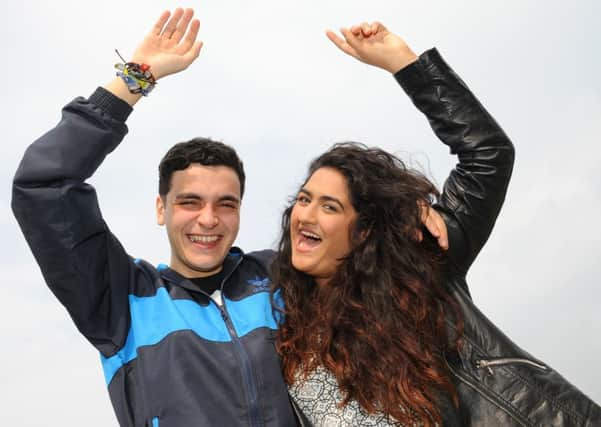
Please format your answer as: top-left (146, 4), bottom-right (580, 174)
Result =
top-left (397, 49), bottom-right (601, 426)
top-left (292, 49), bottom-right (601, 426)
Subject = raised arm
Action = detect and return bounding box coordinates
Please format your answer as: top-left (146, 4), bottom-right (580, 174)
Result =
top-left (105, 8), bottom-right (203, 106)
top-left (11, 8), bottom-right (203, 356)
top-left (327, 23), bottom-right (515, 278)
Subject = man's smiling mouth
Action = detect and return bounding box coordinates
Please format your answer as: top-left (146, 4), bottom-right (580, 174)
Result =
top-left (188, 234), bottom-right (220, 244)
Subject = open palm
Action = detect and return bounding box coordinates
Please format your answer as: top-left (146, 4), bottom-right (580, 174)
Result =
top-left (130, 8), bottom-right (203, 80)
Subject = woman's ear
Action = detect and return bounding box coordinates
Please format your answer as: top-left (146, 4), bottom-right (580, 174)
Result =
top-left (358, 224), bottom-right (373, 243)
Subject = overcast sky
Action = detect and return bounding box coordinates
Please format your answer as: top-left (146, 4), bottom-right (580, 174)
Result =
top-left (1, 0), bottom-right (600, 425)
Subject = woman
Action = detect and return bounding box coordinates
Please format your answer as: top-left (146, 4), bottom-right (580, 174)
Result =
top-left (271, 23), bottom-right (601, 426)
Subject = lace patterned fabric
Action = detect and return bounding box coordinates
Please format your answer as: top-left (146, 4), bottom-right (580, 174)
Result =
top-left (289, 366), bottom-right (406, 426)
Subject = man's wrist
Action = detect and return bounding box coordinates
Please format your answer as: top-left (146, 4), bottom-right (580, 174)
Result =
top-left (103, 77), bottom-right (144, 107)
top-left (90, 86), bottom-right (134, 122)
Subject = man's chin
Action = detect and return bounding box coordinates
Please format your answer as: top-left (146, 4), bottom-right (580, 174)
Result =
top-left (178, 253), bottom-right (228, 277)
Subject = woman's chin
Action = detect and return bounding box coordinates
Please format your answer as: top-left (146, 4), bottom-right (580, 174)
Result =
top-left (291, 254), bottom-right (313, 275)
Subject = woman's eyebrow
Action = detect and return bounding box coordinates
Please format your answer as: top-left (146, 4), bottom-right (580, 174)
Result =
top-left (300, 188), bottom-right (345, 211)
top-left (319, 195), bottom-right (345, 210)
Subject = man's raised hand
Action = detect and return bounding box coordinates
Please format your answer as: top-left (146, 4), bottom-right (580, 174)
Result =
top-left (326, 22), bottom-right (417, 73)
top-left (130, 8), bottom-right (203, 80)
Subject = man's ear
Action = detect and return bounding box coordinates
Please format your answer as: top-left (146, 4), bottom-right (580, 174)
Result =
top-left (156, 195), bottom-right (166, 226)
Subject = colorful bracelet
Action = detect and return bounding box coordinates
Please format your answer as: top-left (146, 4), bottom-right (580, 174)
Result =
top-left (114, 50), bottom-right (156, 96)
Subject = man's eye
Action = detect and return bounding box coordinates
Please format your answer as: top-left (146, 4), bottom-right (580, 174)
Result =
top-left (220, 203), bottom-right (237, 209)
top-left (178, 200), bottom-right (201, 208)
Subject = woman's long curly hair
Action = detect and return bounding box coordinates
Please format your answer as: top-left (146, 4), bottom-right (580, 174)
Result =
top-left (271, 142), bottom-right (463, 426)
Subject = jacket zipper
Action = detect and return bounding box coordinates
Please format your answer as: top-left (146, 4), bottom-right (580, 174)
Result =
top-left (220, 307), bottom-right (263, 427)
top-left (444, 355), bottom-right (532, 427)
top-left (217, 257), bottom-right (264, 427)
top-left (475, 357), bottom-right (548, 375)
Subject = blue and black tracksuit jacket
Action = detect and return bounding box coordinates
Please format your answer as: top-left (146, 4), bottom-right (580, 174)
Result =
top-left (11, 88), bottom-right (297, 427)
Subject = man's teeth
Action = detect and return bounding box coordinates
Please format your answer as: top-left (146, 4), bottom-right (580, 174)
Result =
top-left (189, 235), bottom-right (219, 243)
top-left (300, 231), bottom-right (321, 241)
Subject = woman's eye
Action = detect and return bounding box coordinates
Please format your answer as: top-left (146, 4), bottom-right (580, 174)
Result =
top-left (296, 195), bottom-right (310, 204)
top-left (323, 204), bottom-right (337, 212)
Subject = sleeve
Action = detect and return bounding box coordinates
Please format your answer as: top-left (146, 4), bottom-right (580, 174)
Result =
top-left (11, 87), bottom-right (138, 357)
top-left (394, 49), bottom-right (515, 279)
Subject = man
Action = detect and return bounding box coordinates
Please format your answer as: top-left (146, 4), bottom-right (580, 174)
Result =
top-left (12, 8), bottom-right (447, 427)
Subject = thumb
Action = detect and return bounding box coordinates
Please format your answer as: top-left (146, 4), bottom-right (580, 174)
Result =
top-left (340, 27), bottom-right (362, 50)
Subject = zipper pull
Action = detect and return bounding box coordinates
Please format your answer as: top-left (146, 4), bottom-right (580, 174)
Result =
top-left (475, 359), bottom-right (494, 376)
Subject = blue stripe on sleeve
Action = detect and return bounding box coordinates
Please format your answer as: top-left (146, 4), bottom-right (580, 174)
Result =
top-left (101, 287), bottom-right (231, 385)
top-left (100, 286), bottom-right (279, 386)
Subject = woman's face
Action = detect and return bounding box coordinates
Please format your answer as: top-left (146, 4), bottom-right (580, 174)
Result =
top-left (290, 167), bottom-right (358, 285)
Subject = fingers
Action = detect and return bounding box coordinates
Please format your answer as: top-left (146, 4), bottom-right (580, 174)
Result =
top-left (339, 25), bottom-right (370, 52)
top-left (340, 27), bottom-right (361, 50)
top-left (161, 7), bottom-right (185, 39)
top-left (171, 8), bottom-right (194, 43)
top-left (418, 202), bottom-right (449, 250)
top-left (436, 214), bottom-right (449, 250)
top-left (350, 21), bottom-right (382, 38)
top-left (326, 30), bottom-right (358, 58)
top-left (427, 211), bottom-right (449, 250)
top-left (152, 10), bottom-right (171, 36)
top-left (371, 21), bottom-right (386, 35)
top-left (178, 18), bottom-right (201, 53)
top-left (183, 40), bottom-right (204, 63)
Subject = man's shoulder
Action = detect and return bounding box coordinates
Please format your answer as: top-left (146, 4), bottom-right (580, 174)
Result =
top-left (242, 248), bottom-right (277, 266)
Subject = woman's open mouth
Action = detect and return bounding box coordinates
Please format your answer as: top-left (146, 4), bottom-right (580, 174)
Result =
top-left (296, 230), bottom-right (322, 252)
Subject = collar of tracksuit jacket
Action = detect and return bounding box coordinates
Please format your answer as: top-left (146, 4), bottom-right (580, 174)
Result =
top-left (159, 247), bottom-right (245, 303)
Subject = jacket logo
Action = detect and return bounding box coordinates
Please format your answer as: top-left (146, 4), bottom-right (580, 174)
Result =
top-left (247, 276), bottom-right (271, 293)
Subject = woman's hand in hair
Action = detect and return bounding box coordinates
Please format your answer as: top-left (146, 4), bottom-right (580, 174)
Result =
top-left (326, 22), bottom-right (417, 73)
top-left (417, 203), bottom-right (449, 250)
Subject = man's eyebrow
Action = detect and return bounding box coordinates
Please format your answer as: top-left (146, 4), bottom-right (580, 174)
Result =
top-left (219, 195), bottom-right (241, 204)
top-left (174, 193), bottom-right (202, 200)
top-left (174, 193), bottom-right (240, 204)
top-left (299, 188), bottom-right (345, 211)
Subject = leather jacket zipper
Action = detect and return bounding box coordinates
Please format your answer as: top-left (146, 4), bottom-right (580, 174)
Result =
top-left (444, 354), bottom-right (532, 426)
top-left (475, 357), bottom-right (548, 376)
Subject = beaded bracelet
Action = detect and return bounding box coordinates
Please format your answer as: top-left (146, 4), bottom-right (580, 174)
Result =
top-left (114, 50), bottom-right (156, 96)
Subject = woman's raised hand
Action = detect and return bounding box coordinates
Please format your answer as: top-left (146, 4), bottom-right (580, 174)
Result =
top-left (326, 22), bottom-right (417, 73)
top-left (130, 8), bottom-right (203, 80)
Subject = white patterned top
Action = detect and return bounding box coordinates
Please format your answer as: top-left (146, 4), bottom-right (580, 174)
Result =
top-left (289, 366), bottom-right (408, 426)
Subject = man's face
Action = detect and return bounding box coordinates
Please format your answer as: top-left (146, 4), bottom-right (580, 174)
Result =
top-left (156, 164), bottom-right (241, 278)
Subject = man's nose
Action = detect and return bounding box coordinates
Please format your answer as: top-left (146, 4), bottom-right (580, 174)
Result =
top-left (197, 206), bottom-right (219, 228)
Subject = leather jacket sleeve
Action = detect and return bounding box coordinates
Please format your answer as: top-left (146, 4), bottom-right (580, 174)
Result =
top-left (11, 88), bottom-right (136, 357)
top-left (395, 51), bottom-right (601, 427)
top-left (394, 49), bottom-right (515, 284)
